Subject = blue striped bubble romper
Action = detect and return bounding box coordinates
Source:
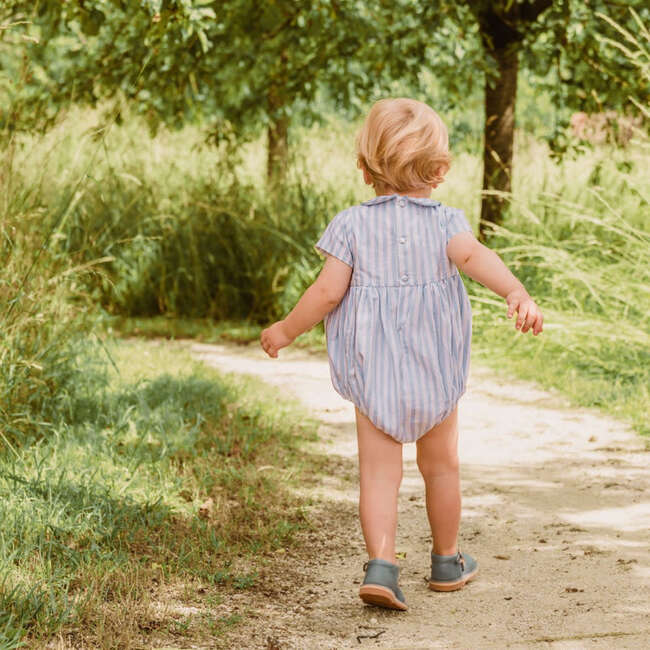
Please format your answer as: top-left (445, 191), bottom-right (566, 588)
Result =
top-left (314, 193), bottom-right (473, 444)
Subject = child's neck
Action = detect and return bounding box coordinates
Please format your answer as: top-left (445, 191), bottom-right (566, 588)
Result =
top-left (375, 186), bottom-right (433, 199)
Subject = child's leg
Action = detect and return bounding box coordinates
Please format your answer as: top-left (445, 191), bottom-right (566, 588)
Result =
top-left (355, 406), bottom-right (403, 563)
top-left (416, 406), bottom-right (461, 556)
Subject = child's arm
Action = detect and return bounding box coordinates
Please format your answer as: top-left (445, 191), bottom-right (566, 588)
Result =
top-left (261, 254), bottom-right (353, 358)
top-left (447, 232), bottom-right (544, 335)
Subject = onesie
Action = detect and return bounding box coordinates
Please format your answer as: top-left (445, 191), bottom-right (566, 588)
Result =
top-left (314, 193), bottom-right (473, 443)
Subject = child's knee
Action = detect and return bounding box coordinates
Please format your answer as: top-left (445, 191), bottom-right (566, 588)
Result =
top-left (417, 451), bottom-right (459, 480)
top-left (361, 462), bottom-right (403, 487)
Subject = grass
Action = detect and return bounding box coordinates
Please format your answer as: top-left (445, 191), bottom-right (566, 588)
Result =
top-left (110, 316), bottom-right (327, 352)
top-left (2, 106), bottom-right (353, 323)
top-left (0, 338), bottom-right (323, 648)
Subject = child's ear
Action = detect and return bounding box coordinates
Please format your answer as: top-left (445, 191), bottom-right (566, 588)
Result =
top-left (433, 164), bottom-right (449, 188)
top-left (359, 163), bottom-right (373, 186)
top-left (431, 169), bottom-right (445, 189)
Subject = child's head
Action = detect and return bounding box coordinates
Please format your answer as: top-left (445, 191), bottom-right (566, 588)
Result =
top-left (356, 98), bottom-right (451, 194)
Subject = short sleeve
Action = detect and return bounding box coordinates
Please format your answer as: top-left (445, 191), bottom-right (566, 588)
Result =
top-left (314, 211), bottom-right (354, 268)
top-left (444, 207), bottom-right (474, 245)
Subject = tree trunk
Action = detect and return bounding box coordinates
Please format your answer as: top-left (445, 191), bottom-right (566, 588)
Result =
top-left (479, 45), bottom-right (519, 242)
top-left (266, 46), bottom-right (291, 187)
top-left (470, 0), bottom-right (553, 241)
top-left (267, 114), bottom-right (289, 186)
top-left (266, 105), bottom-right (289, 187)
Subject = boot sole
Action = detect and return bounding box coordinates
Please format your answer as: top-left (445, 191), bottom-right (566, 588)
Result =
top-left (359, 584), bottom-right (408, 610)
top-left (428, 567), bottom-right (478, 592)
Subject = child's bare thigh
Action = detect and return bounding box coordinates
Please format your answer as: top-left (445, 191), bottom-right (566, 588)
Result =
top-left (416, 406), bottom-right (459, 468)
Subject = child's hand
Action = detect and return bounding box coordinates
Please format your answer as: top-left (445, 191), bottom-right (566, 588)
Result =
top-left (505, 288), bottom-right (544, 335)
top-left (260, 320), bottom-right (295, 358)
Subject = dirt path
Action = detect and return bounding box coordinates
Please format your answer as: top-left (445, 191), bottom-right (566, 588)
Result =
top-left (191, 341), bottom-right (649, 649)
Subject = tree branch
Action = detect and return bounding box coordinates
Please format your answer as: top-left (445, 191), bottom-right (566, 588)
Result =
top-left (519, 0), bottom-right (554, 23)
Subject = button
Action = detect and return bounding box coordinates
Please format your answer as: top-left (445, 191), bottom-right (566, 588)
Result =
top-left (401, 274), bottom-right (409, 283)
top-left (399, 236), bottom-right (406, 244)
top-left (398, 198), bottom-right (406, 207)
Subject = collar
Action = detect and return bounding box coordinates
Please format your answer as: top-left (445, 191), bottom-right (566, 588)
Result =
top-left (361, 193), bottom-right (441, 207)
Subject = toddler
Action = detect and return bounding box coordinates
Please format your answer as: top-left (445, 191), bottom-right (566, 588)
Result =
top-left (260, 98), bottom-right (543, 611)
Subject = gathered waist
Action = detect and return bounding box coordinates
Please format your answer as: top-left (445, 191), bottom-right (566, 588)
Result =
top-left (349, 273), bottom-right (461, 289)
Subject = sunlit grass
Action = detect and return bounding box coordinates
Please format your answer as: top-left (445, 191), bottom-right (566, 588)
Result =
top-left (0, 339), bottom-right (321, 647)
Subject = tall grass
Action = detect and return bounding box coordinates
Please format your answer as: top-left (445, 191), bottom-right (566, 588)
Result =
top-left (4, 101), bottom-right (648, 436)
top-left (4, 110), bottom-right (353, 323)
top-left (0, 137), bottom-right (96, 450)
top-left (467, 11), bottom-right (650, 435)
top-left (469, 158), bottom-right (649, 434)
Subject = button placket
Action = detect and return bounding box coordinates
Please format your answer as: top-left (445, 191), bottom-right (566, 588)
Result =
top-left (397, 204), bottom-right (409, 285)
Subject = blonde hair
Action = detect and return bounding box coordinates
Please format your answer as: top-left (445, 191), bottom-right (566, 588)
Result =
top-left (356, 98), bottom-right (451, 193)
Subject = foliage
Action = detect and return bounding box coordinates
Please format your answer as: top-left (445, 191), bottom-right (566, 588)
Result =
top-left (429, 1), bottom-right (650, 122)
top-left (4, 1), bottom-right (646, 233)
top-left (525, 2), bottom-right (649, 152)
top-left (4, 2), bottom-right (646, 138)
top-left (5, 1), bottom-right (421, 136)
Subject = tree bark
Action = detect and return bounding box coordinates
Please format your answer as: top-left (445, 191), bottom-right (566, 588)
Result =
top-left (479, 45), bottom-right (519, 242)
top-left (469, 0), bottom-right (553, 241)
top-left (267, 48), bottom-right (290, 187)
top-left (267, 114), bottom-right (289, 186)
